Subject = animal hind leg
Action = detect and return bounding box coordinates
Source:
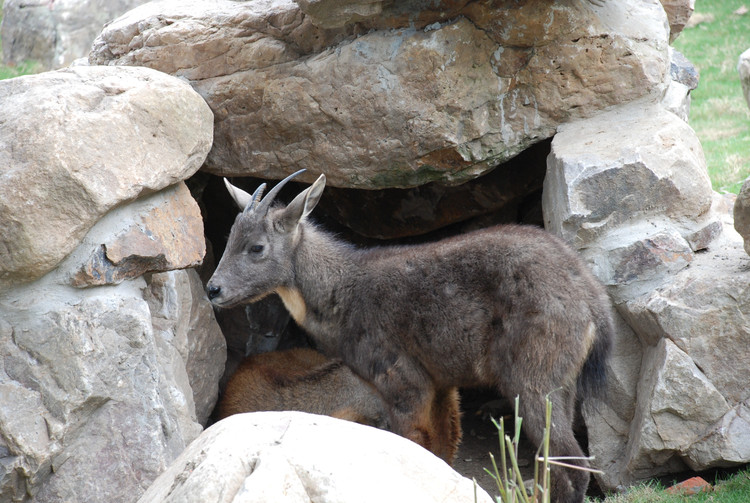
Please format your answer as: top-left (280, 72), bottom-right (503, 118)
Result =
top-left (514, 388), bottom-right (589, 503)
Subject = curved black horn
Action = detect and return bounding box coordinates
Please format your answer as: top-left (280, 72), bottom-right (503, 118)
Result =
top-left (254, 169), bottom-right (306, 215)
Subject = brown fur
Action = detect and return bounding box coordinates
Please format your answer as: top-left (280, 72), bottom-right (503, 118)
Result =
top-left (216, 347), bottom-right (463, 462)
top-left (215, 347), bottom-right (387, 427)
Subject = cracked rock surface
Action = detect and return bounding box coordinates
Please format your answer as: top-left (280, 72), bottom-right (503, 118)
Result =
top-left (90, 0), bottom-right (669, 189)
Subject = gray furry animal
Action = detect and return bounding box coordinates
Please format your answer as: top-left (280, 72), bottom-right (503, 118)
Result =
top-left (207, 170), bottom-right (613, 503)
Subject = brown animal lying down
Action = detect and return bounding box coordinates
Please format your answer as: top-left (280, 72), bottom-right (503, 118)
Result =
top-left (215, 347), bottom-right (462, 464)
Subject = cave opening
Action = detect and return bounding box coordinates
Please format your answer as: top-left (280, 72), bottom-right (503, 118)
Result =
top-left (189, 138), bottom-right (573, 492)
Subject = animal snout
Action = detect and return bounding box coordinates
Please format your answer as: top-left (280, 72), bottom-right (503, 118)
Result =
top-left (206, 284), bottom-right (221, 300)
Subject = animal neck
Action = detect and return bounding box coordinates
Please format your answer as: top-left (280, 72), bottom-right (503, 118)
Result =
top-left (275, 224), bottom-right (357, 337)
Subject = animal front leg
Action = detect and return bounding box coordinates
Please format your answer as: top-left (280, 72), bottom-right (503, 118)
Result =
top-left (371, 363), bottom-right (443, 459)
top-left (429, 387), bottom-right (462, 464)
top-left (390, 388), bottom-right (439, 454)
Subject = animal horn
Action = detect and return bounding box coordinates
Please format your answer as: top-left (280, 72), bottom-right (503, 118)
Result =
top-left (253, 169), bottom-right (307, 215)
top-left (223, 178), bottom-right (267, 212)
top-left (243, 182), bottom-right (267, 214)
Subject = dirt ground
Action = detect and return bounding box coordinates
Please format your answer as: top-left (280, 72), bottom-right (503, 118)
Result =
top-left (452, 390), bottom-right (538, 498)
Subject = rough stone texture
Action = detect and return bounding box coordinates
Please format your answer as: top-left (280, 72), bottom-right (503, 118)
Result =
top-left (146, 269), bottom-right (227, 426)
top-left (0, 0), bottom-right (152, 69)
top-left (662, 48), bottom-right (698, 121)
top-left (587, 231), bottom-right (750, 488)
top-left (90, 0), bottom-right (670, 189)
top-left (71, 182), bottom-right (205, 287)
top-left (626, 338), bottom-right (731, 478)
top-left (0, 65), bottom-right (213, 290)
top-left (543, 101), bottom-right (715, 264)
top-left (734, 174), bottom-right (750, 255)
top-left (542, 96), bottom-right (750, 489)
top-left (295, 0), bottom-right (385, 28)
top-left (659, 0), bottom-right (695, 42)
top-left (739, 48), bottom-right (750, 112)
top-left (138, 411), bottom-right (493, 503)
top-left (0, 182), bottom-right (225, 502)
top-left (0, 0), bottom-right (741, 497)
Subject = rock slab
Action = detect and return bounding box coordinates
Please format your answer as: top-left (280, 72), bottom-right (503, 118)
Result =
top-left (0, 177), bottom-right (225, 502)
top-left (0, 65), bottom-right (214, 290)
top-left (90, 0), bottom-right (670, 189)
top-left (138, 411), bottom-right (493, 503)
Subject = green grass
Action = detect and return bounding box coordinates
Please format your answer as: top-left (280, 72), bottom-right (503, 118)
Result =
top-left (590, 468), bottom-right (750, 503)
top-left (673, 0), bottom-right (750, 193)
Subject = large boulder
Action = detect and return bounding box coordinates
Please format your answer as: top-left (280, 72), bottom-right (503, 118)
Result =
top-left (146, 268), bottom-right (227, 426)
top-left (0, 259), bottom-right (225, 502)
top-left (0, 0), bottom-right (151, 69)
top-left (543, 102), bottom-right (714, 254)
top-left (90, 0), bottom-right (670, 189)
top-left (0, 185), bottom-right (225, 501)
top-left (0, 63), bottom-right (223, 501)
top-left (0, 65), bottom-right (213, 290)
top-left (586, 230), bottom-right (750, 489)
top-left (138, 411), bottom-right (493, 503)
top-left (544, 100), bottom-right (749, 489)
top-left (2, 0), bottom-right (742, 498)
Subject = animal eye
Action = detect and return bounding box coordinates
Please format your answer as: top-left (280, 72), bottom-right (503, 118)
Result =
top-left (249, 244), bottom-right (264, 254)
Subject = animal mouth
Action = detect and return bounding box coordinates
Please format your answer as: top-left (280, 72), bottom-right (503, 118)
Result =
top-left (209, 291), bottom-right (270, 309)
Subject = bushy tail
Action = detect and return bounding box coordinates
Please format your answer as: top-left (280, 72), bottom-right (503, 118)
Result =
top-left (577, 314), bottom-right (614, 399)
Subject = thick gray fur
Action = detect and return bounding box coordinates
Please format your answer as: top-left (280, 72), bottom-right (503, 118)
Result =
top-left (207, 171), bottom-right (613, 503)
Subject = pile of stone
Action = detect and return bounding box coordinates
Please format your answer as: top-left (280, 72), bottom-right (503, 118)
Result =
top-left (1, 0), bottom-right (749, 501)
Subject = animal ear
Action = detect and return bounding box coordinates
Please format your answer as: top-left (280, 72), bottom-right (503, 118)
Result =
top-left (224, 178), bottom-right (266, 212)
top-left (224, 178), bottom-right (253, 209)
top-left (278, 174), bottom-right (326, 232)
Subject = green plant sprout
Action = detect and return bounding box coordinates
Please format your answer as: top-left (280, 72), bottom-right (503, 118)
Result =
top-left (480, 395), bottom-right (602, 503)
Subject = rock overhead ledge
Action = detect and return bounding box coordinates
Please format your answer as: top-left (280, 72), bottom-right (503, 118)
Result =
top-left (90, 0), bottom-right (670, 189)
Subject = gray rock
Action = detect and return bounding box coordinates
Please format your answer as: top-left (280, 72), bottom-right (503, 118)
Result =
top-left (0, 65), bottom-right (213, 290)
top-left (543, 101), bottom-right (714, 252)
top-left (0, 185), bottom-right (224, 502)
top-left (545, 99), bottom-right (749, 490)
top-left (0, 0), bottom-right (152, 70)
top-left (737, 48), bottom-right (750, 110)
top-left (582, 227), bottom-right (750, 489)
top-left (146, 269), bottom-right (227, 426)
top-left (669, 48), bottom-right (699, 90)
top-left (138, 411), bottom-right (493, 503)
top-left (734, 174), bottom-right (750, 255)
top-left (90, 0), bottom-right (669, 189)
top-left (662, 47), bottom-right (699, 121)
top-left (0, 288), bottom-right (195, 502)
top-left (625, 338), bottom-right (730, 479)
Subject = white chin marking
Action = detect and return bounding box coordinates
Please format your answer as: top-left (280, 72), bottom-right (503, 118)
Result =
top-left (275, 287), bottom-right (307, 324)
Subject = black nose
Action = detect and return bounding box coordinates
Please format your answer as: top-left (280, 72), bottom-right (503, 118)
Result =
top-left (206, 285), bottom-right (221, 300)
